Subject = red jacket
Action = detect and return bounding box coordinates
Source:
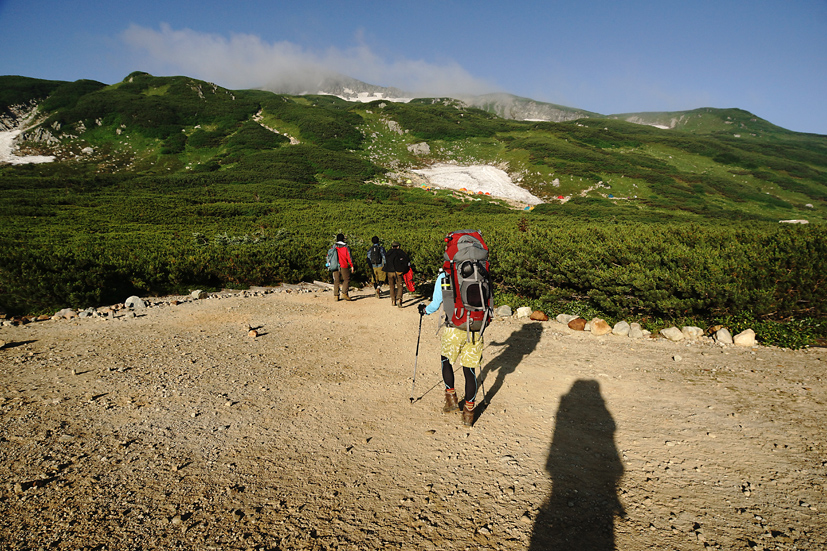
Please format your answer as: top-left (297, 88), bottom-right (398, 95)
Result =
top-left (336, 245), bottom-right (354, 269)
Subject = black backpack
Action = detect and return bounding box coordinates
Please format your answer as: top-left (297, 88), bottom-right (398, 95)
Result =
top-left (368, 243), bottom-right (383, 265)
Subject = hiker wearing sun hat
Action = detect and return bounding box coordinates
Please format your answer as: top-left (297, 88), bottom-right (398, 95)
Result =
top-left (383, 240), bottom-right (411, 308)
top-left (330, 233), bottom-right (355, 301)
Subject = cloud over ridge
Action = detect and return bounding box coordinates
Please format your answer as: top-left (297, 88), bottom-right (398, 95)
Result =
top-left (120, 24), bottom-right (497, 97)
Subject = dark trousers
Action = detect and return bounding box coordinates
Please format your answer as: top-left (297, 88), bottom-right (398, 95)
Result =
top-left (333, 267), bottom-right (351, 297)
top-left (387, 271), bottom-right (404, 304)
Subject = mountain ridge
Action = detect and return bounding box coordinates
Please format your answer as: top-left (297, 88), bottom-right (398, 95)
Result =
top-left (1, 72), bottom-right (814, 136)
top-left (258, 72), bottom-right (807, 133)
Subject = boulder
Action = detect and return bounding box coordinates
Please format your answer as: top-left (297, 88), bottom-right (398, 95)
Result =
top-left (568, 318), bottom-right (586, 331)
top-left (629, 323), bottom-right (645, 339)
top-left (407, 142), bottom-right (430, 155)
top-left (681, 326), bottom-right (704, 340)
top-left (53, 308), bottom-right (77, 320)
top-left (612, 320), bottom-right (630, 337)
top-left (125, 296), bottom-right (146, 309)
top-left (715, 327), bottom-right (733, 345)
top-left (495, 305), bottom-right (513, 318)
top-left (387, 120), bottom-right (404, 135)
top-left (78, 308), bottom-right (96, 318)
top-left (590, 318), bottom-right (611, 336)
top-left (191, 290), bottom-right (205, 300)
top-left (660, 326), bottom-right (684, 342)
top-left (516, 307), bottom-right (532, 319)
top-left (556, 313), bottom-right (579, 325)
top-left (530, 310), bottom-right (549, 321)
top-left (733, 328), bottom-right (756, 347)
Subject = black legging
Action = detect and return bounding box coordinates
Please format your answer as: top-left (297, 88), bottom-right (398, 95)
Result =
top-left (441, 355), bottom-right (477, 403)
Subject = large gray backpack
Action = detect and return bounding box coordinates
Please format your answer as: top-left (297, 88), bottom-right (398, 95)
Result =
top-left (441, 229), bottom-right (493, 335)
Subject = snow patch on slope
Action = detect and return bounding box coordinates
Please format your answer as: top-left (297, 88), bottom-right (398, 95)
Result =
top-left (0, 129), bottom-right (55, 165)
top-left (412, 164), bottom-right (543, 205)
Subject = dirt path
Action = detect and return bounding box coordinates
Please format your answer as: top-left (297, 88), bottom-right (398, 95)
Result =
top-left (1, 285), bottom-right (825, 550)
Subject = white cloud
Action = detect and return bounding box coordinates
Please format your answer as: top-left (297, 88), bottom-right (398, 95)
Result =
top-left (120, 24), bottom-right (496, 96)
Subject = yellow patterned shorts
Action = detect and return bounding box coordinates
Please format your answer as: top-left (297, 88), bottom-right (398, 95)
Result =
top-left (440, 326), bottom-right (484, 369)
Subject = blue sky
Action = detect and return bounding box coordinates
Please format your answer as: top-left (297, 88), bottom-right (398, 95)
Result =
top-left (1, 0), bottom-right (825, 134)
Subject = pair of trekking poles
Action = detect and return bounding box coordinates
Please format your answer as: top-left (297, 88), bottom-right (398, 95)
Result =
top-left (410, 309), bottom-right (485, 405)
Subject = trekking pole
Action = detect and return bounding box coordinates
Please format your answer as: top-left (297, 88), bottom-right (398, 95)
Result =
top-left (410, 310), bottom-right (424, 403)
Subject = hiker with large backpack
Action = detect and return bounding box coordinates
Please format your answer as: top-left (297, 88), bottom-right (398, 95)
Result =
top-left (418, 229), bottom-right (494, 427)
top-left (366, 236), bottom-right (387, 298)
top-left (326, 233), bottom-right (355, 301)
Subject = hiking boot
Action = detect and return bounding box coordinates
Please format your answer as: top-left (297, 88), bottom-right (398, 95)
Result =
top-left (334, 294), bottom-right (340, 302)
top-left (442, 389), bottom-right (459, 413)
top-left (343, 294), bottom-right (353, 301)
top-left (462, 401), bottom-right (475, 426)
top-left (375, 287), bottom-right (381, 298)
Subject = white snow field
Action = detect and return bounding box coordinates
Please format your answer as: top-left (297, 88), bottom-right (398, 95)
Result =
top-left (0, 130), bottom-right (55, 165)
top-left (412, 164), bottom-right (543, 205)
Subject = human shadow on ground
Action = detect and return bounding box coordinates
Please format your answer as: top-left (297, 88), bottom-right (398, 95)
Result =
top-left (476, 322), bottom-right (543, 418)
top-left (529, 379), bottom-right (624, 551)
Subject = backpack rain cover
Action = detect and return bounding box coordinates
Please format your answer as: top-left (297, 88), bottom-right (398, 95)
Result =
top-left (441, 229), bottom-right (493, 334)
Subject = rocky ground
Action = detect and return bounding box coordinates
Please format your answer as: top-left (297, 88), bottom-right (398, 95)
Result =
top-left (1, 284), bottom-right (825, 550)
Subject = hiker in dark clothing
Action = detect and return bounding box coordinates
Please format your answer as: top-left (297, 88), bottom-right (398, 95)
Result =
top-left (366, 236), bottom-right (387, 298)
top-left (383, 241), bottom-right (410, 308)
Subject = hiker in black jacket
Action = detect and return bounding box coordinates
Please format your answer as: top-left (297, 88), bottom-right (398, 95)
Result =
top-left (366, 236), bottom-right (387, 298)
top-left (383, 241), bottom-right (410, 308)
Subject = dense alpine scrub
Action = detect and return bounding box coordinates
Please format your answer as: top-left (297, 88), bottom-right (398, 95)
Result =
top-left (0, 190), bottom-right (823, 348)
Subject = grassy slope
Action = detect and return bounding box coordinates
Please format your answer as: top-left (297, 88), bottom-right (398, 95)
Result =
top-left (0, 73), bottom-right (825, 226)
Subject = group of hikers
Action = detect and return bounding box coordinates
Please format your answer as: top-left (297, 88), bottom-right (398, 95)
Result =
top-left (327, 230), bottom-right (494, 427)
top-left (327, 233), bottom-right (412, 306)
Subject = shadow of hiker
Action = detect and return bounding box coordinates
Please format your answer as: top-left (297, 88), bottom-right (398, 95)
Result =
top-left (477, 322), bottom-right (543, 416)
top-left (529, 379), bottom-right (624, 551)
